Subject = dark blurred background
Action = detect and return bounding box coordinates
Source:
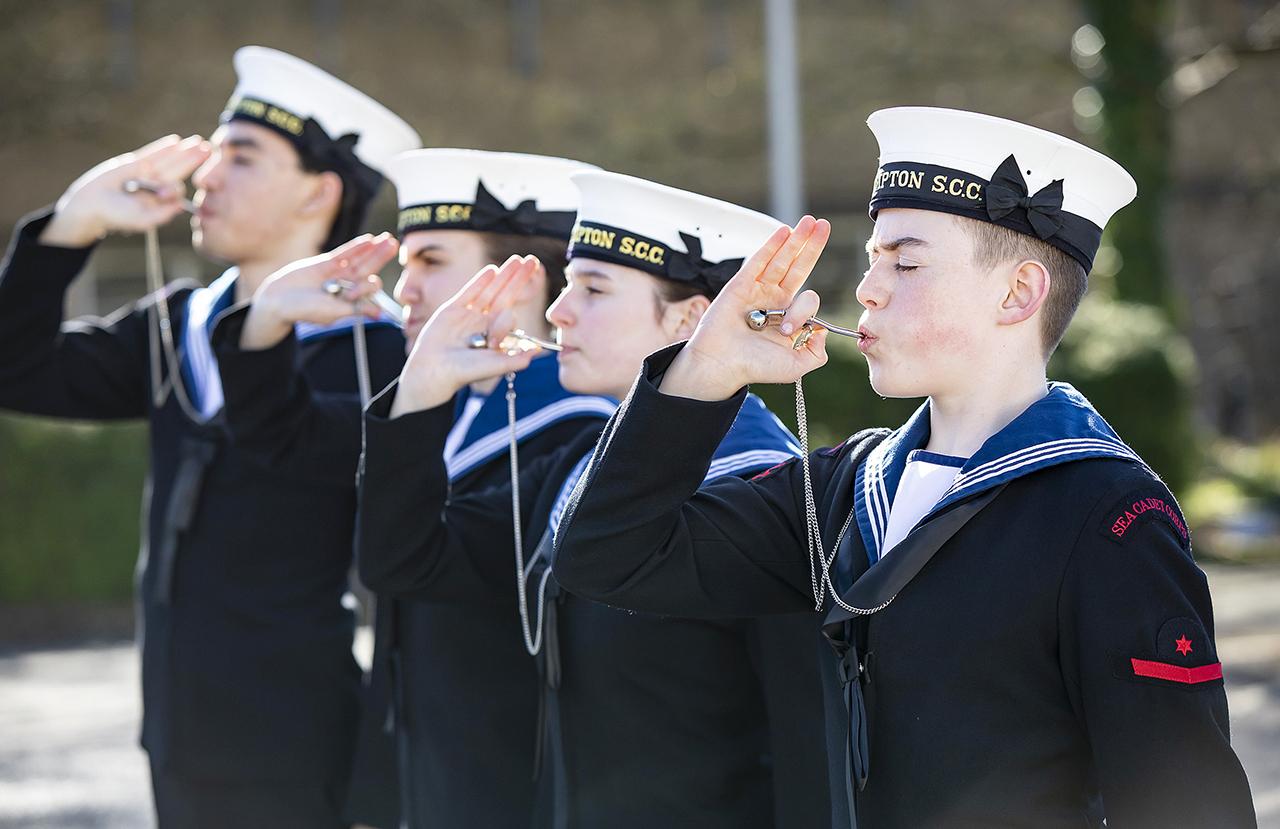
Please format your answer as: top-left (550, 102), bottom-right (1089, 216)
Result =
top-left (0, 0), bottom-right (1277, 626)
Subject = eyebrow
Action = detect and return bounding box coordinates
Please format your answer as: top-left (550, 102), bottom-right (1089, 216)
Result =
top-left (408, 244), bottom-right (444, 258)
top-left (568, 268), bottom-right (612, 281)
top-left (225, 136), bottom-right (262, 152)
top-left (865, 236), bottom-right (930, 255)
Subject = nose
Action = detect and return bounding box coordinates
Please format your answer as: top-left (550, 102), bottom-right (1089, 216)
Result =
top-left (191, 151), bottom-right (224, 193)
top-left (545, 288), bottom-right (574, 329)
top-left (855, 263), bottom-right (890, 311)
top-left (393, 268), bottom-right (420, 307)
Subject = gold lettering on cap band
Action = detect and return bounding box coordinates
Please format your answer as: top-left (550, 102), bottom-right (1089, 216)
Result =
top-left (570, 223), bottom-right (666, 267)
top-left (231, 98), bottom-right (305, 136)
top-left (397, 204), bottom-right (474, 233)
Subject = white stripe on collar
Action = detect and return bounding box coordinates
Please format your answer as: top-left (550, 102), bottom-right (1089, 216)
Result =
top-left (445, 396), bottom-right (617, 481)
top-left (181, 270), bottom-right (239, 421)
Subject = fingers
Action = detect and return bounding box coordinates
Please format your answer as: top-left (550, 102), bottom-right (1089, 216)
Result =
top-left (720, 225), bottom-right (791, 302)
top-left (744, 225), bottom-right (792, 285)
top-left (132, 134), bottom-right (183, 160)
top-left (778, 219), bottom-right (831, 295)
top-left (456, 264), bottom-right (500, 311)
top-left (465, 346), bottom-right (540, 379)
top-left (469, 255), bottom-right (527, 313)
top-left (800, 327), bottom-right (830, 368)
top-left (487, 257), bottom-right (540, 314)
top-left (323, 233), bottom-right (397, 283)
top-left (758, 216), bottom-right (816, 289)
top-left (149, 135), bottom-right (211, 181)
top-left (778, 289), bottom-right (821, 338)
top-left (344, 232), bottom-right (398, 276)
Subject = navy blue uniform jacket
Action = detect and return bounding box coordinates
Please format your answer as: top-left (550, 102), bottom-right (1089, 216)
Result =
top-left (0, 212), bottom-right (402, 784)
top-left (552, 344), bottom-right (1257, 829)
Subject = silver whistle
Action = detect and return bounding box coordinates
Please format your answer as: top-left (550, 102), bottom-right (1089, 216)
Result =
top-left (122, 179), bottom-right (197, 214)
top-left (468, 330), bottom-right (562, 354)
top-left (746, 309), bottom-right (864, 339)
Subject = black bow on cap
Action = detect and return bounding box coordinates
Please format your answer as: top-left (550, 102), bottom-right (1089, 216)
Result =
top-left (297, 123), bottom-right (384, 195)
top-left (321, 131), bottom-right (384, 194)
top-left (471, 181), bottom-right (542, 235)
top-left (666, 231), bottom-right (743, 295)
top-left (984, 154), bottom-right (1065, 241)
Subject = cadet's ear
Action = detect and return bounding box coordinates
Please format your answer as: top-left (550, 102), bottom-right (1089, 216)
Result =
top-left (299, 170), bottom-right (343, 221)
top-left (664, 293), bottom-right (711, 340)
top-left (997, 259), bottom-right (1050, 328)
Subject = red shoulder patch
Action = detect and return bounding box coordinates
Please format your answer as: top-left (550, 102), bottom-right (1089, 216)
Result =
top-left (1104, 492), bottom-right (1190, 548)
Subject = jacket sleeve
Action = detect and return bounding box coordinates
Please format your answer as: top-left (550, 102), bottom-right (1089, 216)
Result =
top-left (356, 379), bottom-right (595, 603)
top-left (1058, 465), bottom-right (1256, 828)
top-left (552, 342), bottom-right (830, 619)
top-left (0, 210), bottom-right (162, 420)
top-left (211, 303), bottom-right (405, 485)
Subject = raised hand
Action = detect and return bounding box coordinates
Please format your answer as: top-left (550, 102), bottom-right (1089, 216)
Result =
top-left (240, 233), bottom-right (399, 350)
top-left (660, 215), bottom-right (832, 401)
top-left (390, 255), bottom-right (545, 417)
top-left (39, 134), bottom-right (211, 248)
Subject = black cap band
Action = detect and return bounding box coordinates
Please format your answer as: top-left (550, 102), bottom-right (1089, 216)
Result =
top-left (869, 159), bottom-right (1102, 270)
top-left (222, 97), bottom-right (384, 198)
top-left (397, 181), bottom-right (577, 240)
top-left (568, 221), bottom-right (742, 296)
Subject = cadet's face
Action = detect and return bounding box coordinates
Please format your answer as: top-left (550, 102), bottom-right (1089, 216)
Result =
top-left (856, 209), bottom-right (994, 399)
top-left (546, 260), bottom-right (686, 400)
top-left (393, 230), bottom-right (491, 351)
top-left (189, 122), bottom-right (316, 263)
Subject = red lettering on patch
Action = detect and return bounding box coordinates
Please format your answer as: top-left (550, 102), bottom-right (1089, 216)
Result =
top-left (1108, 496), bottom-right (1188, 542)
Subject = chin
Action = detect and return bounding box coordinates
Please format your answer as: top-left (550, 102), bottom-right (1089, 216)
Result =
top-left (191, 227), bottom-right (236, 263)
top-left (558, 366), bottom-right (610, 397)
top-left (866, 368), bottom-right (925, 400)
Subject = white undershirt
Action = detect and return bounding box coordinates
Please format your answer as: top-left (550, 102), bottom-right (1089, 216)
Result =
top-left (442, 394), bottom-right (487, 466)
top-left (879, 450), bottom-right (967, 558)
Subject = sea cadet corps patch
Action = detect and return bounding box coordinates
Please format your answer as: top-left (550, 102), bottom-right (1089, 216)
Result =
top-left (1117, 616), bottom-right (1224, 689)
top-left (1100, 488), bottom-right (1192, 551)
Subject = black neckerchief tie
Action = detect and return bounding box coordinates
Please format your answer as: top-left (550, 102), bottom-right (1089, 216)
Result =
top-left (984, 154), bottom-right (1065, 241)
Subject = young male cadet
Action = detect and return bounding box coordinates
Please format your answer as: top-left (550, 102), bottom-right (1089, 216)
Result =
top-left (552, 107), bottom-right (1257, 828)
top-left (215, 149), bottom-right (614, 828)
top-left (0, 46), bottom-right (419, 827)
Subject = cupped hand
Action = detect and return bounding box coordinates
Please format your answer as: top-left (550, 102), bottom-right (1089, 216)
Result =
top-left (660, 216), bottom-right (833, 401)
top-left (40, 134), bottom-right (210, 247)
top-left (391, 255), bottom-right (545, 417)
top-left (240, 234), bottom-right (399, 350)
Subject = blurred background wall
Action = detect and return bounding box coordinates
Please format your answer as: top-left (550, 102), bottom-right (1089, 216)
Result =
top-left (1, 0), bottom-right (1278, 615)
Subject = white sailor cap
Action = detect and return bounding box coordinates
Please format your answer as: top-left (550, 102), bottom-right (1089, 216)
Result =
top-left (866, 107), bottom-right (1137, 270)
top-left (387, 149), bottom-right (595, 241)
top-left (568, 171), bottom-right (784, 296)
top-left (222, 46), bottom-right (421, 180)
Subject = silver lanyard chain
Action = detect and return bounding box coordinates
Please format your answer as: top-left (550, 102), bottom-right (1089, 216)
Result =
top-left (507, 371), bottom-right (554, 656)
top-left (144, 227), bottom-right (203, 422)
top-left (794, 377), bottom-right (894, 616)
top-left (351, 315), bottom-right (372, 409)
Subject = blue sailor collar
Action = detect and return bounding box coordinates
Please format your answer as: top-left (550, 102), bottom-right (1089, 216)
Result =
top-left (444, 352), bottom-right (616, 482)
top-left (549, 392), bottom-right (801, 536)
top-left (853, 382), bottom-right (1143, 564)
top-left (181, 269), bottom-right (401, 422)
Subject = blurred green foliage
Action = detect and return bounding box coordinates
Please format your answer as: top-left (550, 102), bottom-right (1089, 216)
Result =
top-left (0, 414), bottom-right (146, 602)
